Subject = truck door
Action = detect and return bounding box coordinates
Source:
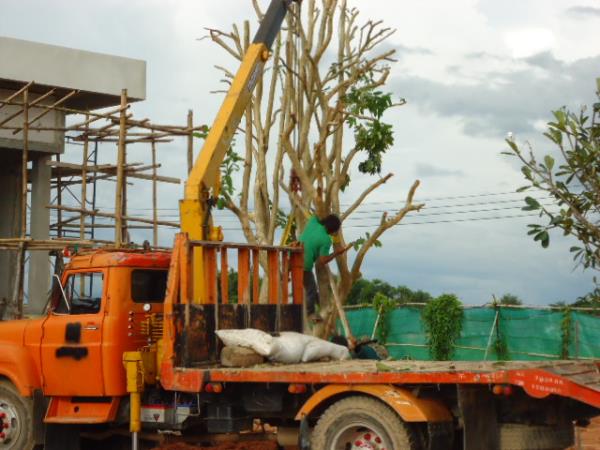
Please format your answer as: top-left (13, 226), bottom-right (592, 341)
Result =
top-left (41, 270), bottom-right (106, 396)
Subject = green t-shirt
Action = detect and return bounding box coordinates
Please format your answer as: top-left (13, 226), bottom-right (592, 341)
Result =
top-left (299, 216), bottom-right (332, 271)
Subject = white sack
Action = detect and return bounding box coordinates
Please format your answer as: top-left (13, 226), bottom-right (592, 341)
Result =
top-left (215, 328), bottom-right (273, 356)
top-left (301, 339), bottom-right (351, 362)
top-left (216, 329), bottom-right (351, 364)
top-left (268, 332), bottom-right (315, 364)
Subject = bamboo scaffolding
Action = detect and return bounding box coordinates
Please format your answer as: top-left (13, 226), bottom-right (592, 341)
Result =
top-left (115, 89), bottom-right (128, 247)
top-left (80, 113), bottom-right (89, 241)
top-left (48, 205), bottom-right (179, 228)
top-left (0, 81), bottom-right (194, 318)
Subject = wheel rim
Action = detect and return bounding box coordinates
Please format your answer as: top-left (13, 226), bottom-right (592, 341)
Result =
top-left (0, 398), bottom-right (21, 448)
top-left (330, 420), bottom-right (390, 450)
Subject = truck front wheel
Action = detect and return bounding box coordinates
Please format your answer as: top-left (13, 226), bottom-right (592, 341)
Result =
top-left (311, 396), bottom-right (419, 450)
top-left (0, 380), bottom-right (35, 450)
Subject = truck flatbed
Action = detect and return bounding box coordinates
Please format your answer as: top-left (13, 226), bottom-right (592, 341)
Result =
top-left (163, 359), bottom-right (600, 409)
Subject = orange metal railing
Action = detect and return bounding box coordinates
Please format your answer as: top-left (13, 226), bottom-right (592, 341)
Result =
top-left (162, 233), bottom-right (304, 366)
top-left (198, 240), bottom-right (304, 306)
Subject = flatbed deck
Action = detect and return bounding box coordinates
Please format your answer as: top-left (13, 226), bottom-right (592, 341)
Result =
top-left (162, 359), bottom-right (600, 409)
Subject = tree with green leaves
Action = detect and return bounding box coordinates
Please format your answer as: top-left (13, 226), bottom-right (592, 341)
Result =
top-left (422, 294), bottom-right (464, 360)
top-left (506, 80), bottom-right (600, 270)
top-left (346, 278), bottom-right (433, 305)
top-left (209, 1), bottom-right (424, 319)
top-left (497, 293), bottom-right (523, 306)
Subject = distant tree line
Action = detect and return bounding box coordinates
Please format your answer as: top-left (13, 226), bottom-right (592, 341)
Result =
top-left (218, 268), bottom-right (600, 310)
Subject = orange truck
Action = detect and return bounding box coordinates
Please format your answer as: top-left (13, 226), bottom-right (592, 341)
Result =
top-left (1, 1), bottom-right (600, 449)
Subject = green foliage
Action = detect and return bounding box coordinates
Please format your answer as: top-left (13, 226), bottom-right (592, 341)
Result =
top-left (344, 82), bottom-right (396, 175)
top-left (506, 83), bottom-right (600, 269)
top-left (372, 292), bottom-right (396, 344)
top-left (560, 307), bottom-right (573, 359)
top-left (352, 231), bottom-right (382, 250)
top-left (493, 333), bottom-right (509, 361)
top-left (217, 149), bottom-right (243, 209)
top-left (492, 307), bottom-right (510, 360)
top-left (422, 294), bottom-right (464, 360)
top-left (498, 293), bottom-right (523, 306)
top-left (346, 278), bottom-right (433, 306)
top-left (216, 269), bottom-right (239, 304)
top-left (194, 128), bottom-right (243, 209)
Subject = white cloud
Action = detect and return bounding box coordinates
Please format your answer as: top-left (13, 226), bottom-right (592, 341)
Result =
top-left (1, 0), bottom-right (598, 304)
top-left (503, 28), bottom-right (555, 58)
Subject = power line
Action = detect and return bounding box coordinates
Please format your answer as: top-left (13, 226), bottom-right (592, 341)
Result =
top-left (87, 188), bottom-right (539, 213)
top-left (86, 195), bottom-right (547, 218)
top-left (217, 212), bottom-right (549, 231)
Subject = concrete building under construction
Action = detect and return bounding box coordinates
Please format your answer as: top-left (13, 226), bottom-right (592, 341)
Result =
top-left (0, 37), bottom-right (198, 319)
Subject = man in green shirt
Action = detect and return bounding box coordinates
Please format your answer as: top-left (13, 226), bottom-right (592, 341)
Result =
top-left (299, 214), bottom-right (353, 321)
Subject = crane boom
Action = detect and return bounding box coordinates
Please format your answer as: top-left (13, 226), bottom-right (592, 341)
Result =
top-left (180, 0), bottom-right (298, 302)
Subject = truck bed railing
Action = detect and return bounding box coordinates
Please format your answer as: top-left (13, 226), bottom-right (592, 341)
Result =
top-left (162, 234), bottom-right (305, 367)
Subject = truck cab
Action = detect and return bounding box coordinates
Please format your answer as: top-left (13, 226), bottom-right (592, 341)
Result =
top-left (0, 249), bottom-right (169, 409)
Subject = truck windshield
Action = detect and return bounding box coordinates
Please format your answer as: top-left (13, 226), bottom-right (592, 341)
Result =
top-left (131, 269), bottom-right (168, 303)
top-left (55, 272), bottom-right (104, 315)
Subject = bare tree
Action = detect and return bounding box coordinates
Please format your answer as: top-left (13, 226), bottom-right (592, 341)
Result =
top-left (208, 0), bottom-right (423, 329)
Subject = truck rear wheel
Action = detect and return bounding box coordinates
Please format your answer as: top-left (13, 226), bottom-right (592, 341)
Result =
top-left (311, 396), bottom-right (418, 450)
top-left (0, 380), bottom-right (35, 450)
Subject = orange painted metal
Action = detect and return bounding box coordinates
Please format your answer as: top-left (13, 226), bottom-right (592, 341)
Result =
top-left (281, 251), bottom-right (289, 304)
top-left (0, 320), bottom-right (44, 396)
top-left (179, 239), bottom-right (192, 305)
top-left (251, 249), bottom-right (260, 304)
top-left (67, 249), bottom-right (170, 271)
top-left (44, 396), bottom-right (120, 424)
top-left (40, 271), bottom-right (106, 396)
top-left (220, 249), bottom-right (229, 304)
top-left (290, 251), bottom-right (303, 304)
top-left (157, 359), bottom-right (600, 411)
top-left (238, 248), bottom-right (251, 304)
top-left (160, 234), bottom-right (183, 364)
top-left (204, 247), bottom-right (218, 304)
top-left (295, 384), bottom-right (452, 423)
top-left (267, 250), bottom-right (279, 305)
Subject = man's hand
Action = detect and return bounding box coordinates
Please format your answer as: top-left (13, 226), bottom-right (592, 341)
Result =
top-left (334, 241), bottom-right (355, 256)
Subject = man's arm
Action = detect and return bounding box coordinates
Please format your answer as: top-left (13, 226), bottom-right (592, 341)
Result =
top-left (316, 242), bottom-right (354, 266)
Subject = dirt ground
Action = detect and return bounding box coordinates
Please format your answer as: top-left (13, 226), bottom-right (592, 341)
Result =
top-left (153, 441), bottom-right (279, 450)
top-left (569, 416), bottom-right (600, 450)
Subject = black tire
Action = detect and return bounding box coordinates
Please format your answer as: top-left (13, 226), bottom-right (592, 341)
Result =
top-left (0, 380), bottom-right (35, 450)
top-left (499, 423), bottom-right (574, 450)
top-left (311, 395), bottom-right (419, 450)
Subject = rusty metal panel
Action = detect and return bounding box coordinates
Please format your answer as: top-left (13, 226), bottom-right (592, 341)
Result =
top-left (250, 304), bottom-right (276, 332)
top-left (279, 304), bottom-right (302, 332)
top-left (174, 304), bottom-right (216, 367)
top-left (219, 304), bottom-right (247, 330)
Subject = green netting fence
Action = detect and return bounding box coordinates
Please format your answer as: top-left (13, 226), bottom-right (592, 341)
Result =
top-left (339, 306), bottom-right (600, 361)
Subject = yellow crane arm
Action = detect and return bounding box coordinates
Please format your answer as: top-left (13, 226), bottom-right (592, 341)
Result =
top-left (181, 0), bottom-right (298, 302)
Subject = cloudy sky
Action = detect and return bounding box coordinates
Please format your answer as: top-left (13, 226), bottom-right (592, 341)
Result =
top-left (2, 0), bottom-right (599, 305)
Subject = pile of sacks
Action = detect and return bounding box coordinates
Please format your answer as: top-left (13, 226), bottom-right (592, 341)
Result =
top-left (216, 328), bottom-right (350, 367)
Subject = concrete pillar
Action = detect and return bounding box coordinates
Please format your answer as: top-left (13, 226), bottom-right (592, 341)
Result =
top-left (27, 154), bottom-right (51, 315)
top-left (0, 150), bottom-right (21, 319)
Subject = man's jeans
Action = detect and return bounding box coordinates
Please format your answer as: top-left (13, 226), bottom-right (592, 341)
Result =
top-left (303, 270), bottom-right (319, 316)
